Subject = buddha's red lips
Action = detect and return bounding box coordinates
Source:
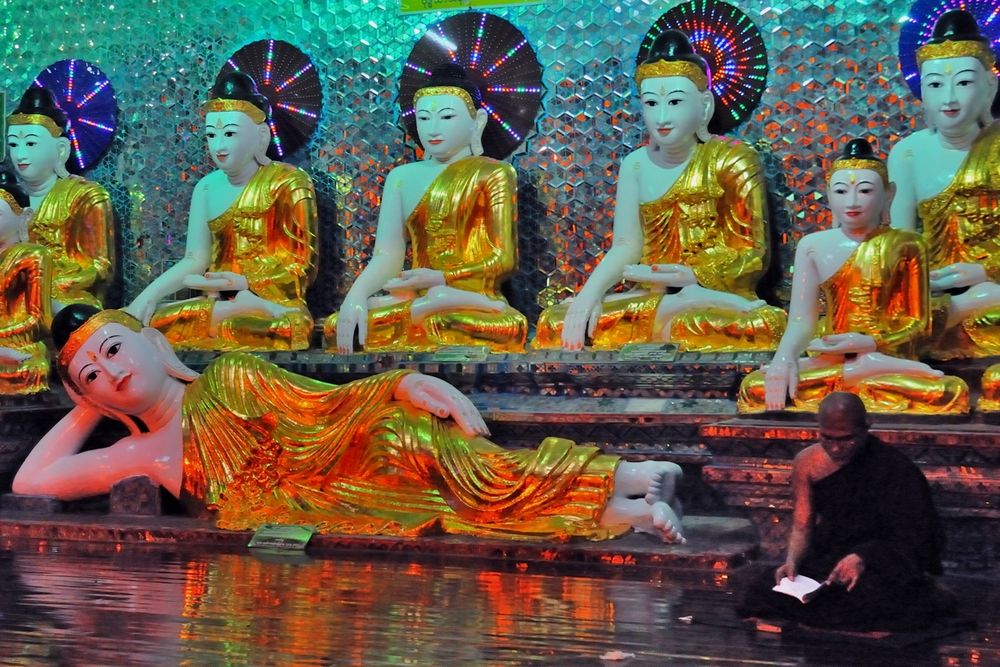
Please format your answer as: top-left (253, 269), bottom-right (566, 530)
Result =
top-left (428, 139), bottom-right (443, 145)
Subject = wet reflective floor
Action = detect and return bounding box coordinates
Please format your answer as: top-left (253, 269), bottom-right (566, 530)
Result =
top-left (0, 544), bottom-right (994, 666)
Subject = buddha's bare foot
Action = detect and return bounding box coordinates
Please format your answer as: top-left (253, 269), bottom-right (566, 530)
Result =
top-left (411, 286), bottom-right (505, 323)
top-left (232, 290), bottom-right (296, 318)
top-left (646, 501), bottom-right (685, 544)
top-left (843, 352), bottom-right (943, 387)
top-left (643, 465), bottom-right (678, 506)
top-left (0, 347), bottom-right (30, 365)
top-left (677, 285), bottom-right (765, 312)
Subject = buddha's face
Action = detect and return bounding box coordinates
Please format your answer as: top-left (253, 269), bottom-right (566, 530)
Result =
top-left (204, 110), bottom-right (265, 175)
top-left (415, 93), bottom-right (477, 161)
top-left (640, 76), bottom-right (708, 150)
top-left (0, 200), bottom-right (28, 247)
top-left (920, 56), bottom-right (993, 131)
top-left (68, 323), bottom-right (169, 415)
top-left (7, 124), bottom-right (67, 184)
top-left (828, 168), bottom-right (886, 231)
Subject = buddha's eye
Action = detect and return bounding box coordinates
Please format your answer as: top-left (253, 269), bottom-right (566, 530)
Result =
top-left (224, 131), bottom-right (236, 138)
top-left (441, 113), bottom-right (455, 120)
top-left (85, 370), bottom-right (99, 384)
top-left (667, 99), bottom-right (682, 106)
top-left (644, 99), bottom-right (657, 107)
top-left (107, 342), bottom-right (121, 358)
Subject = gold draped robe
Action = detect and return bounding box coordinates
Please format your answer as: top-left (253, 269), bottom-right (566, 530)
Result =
top-left (324, 156), bottom-right (527, 352)
top-left (917, 121), bottom-right (1000, 360)
top-left (0, 243), bottom-right (52, 394)
top-left (739, 228), bottom-right (968, 414)
top-left (150, 162), bottom-right (317, 351)
top-left (28, 176), bottom-right (113, 308)
top-left (180, 352), bottom-right (624, 540)
top-left (533, 137), bottom-right (785, 351)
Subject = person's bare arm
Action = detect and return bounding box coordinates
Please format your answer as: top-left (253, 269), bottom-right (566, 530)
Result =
top-left (775, 447), bottom-right (816, 583)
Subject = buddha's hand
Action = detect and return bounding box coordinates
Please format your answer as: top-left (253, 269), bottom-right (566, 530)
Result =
top-left (805, 333), bottom-right (877, 356)
top-left (763, 357), bottom-right (798, 411)
top-left (336, 297), bottom-right (368, 354)
top-left (826, 553), bottom-right (865, 592)
top-left (184, 271), bottom-right (249, 293)
top-left (395, 373), bottom-right (490, 437)
top-left (0, 347), bottom-right (30, 366)
top-left (930, 262), bottom-right (988, 291)
top-left (561, 295), bottom-right (600, 351)
top-left (384, 268), bottom-right (446, 293)
top-left (650, 264), bottom-right (697, 286)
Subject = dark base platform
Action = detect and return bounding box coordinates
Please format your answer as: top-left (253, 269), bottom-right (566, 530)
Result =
top-left (0, 511), bottom-right (756, 579)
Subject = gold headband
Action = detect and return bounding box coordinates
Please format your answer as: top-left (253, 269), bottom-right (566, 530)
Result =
top-left (412, 86), bottom-right (478, 117)
top-left (6, 113), bottom-right (64, 137)
top-left (829, 158), bottom-right (889, 187)
top-left (635, 60), bottom-right (709, 92)
top-left (916, 40), bottom-right (997, 70)
top-left (0, 190), bottom-right (23, 215)
top-left (57, 309), bottom-right (143, 387)
top-left (201, 99), bottom-right (267, 124)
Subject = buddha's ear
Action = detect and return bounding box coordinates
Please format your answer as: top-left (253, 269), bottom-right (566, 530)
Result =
top-left (254, 123), bottom-right (273, 166)
top-left (471, 108), bottom-right (488, 156)
top-left (980, 72), bottom-right (998, 126)
top-left (141, 327), bottom-right (199, 381)
top-left (54, 137), bottom-right (71, 178)
top-left (883, 181), bottom-right (897, 224)
top-left (697, 90), bottom-right (715, 142)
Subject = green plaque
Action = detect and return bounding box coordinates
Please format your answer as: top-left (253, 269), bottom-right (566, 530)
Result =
top-left (248, 523), bottom-right (315, 551)
top-left (619, 343), bottom-right (677, 362)
top-left (400, 0), bottom-right (541, 14)
top-left (430, 345), bottom-right (490, 362)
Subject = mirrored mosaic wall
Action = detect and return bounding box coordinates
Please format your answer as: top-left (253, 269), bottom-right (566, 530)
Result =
top-left (0, 0), bottom-right (921, 323)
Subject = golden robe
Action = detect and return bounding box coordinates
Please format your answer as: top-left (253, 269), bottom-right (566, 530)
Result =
top-left (324, 156), bottom-right (527, 352)
top-left (533, 137), bottom-right (785, 351)
top-left (28, 176), bottom-right (113, 308)
top-left (180, 352), bottom-right (624, 540)
top-left (0, 243), bottom-right (52, 394)
top-left (151, 163), bottom-right (317, 351)
top-left (739, 228), bottom-right (968, 414)
top-left (918, 121), bottom-right (1000, 359)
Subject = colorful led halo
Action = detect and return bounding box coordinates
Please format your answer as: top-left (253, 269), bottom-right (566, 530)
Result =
top-left (637, 0), bottom-right (769, 134)
top-left (32, 59), bottom-right (118, 173)
top-left (898, 0), bottom-right (1000, 100)
top-left (218, 39), bottom-right (323, 160)
top-left (399, 12), bottom-right (544, 160)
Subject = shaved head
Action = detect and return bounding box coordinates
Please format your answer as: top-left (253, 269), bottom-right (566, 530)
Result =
top-left (818, 392), bottom-right (867, 430)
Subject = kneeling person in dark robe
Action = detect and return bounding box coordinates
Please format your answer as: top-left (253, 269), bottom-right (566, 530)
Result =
top-left (740, 392), bottom-right (953, 631)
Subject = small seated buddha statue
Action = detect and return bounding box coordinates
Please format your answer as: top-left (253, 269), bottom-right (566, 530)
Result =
top-left (127, 71), bottom-right (318, 351)
top-left (6, 87), bottom-right (113, 309)
top-left (325, 63), bottom-right (527, 354)
top-left (0, 171), bottom-right (53, 394)
top-left (888, 9), bottom-right (1000, 360)
top-left (738, 139), bottom-right (968, 415)
top-left (532, 30), bottom-right (785, 352)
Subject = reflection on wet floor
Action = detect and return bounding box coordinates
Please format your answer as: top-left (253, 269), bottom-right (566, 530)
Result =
top-left (0, 545), bottom-right (994, 666)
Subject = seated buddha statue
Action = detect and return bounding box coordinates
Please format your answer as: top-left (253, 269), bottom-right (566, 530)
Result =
top-left (739, 139), bottom-right (968, 415)
top-left (0, 171), bottom-right (53, 394)
top-left (14, 304), bottom-right (686, 544)
top-left (127, 71), bottom-right (317, 351)
top-left (888, 9), bottom-right (1000, 360)
top-left (325, 64), bottom-right (527, 354)
top-left (532, 30), bottom-right (785, 352)
top-left (7, 87), bottom-right (113, 309)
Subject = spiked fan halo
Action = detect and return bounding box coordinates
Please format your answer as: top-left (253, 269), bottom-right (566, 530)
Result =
top-left (637, 0), bottom-right (769, 134)
top-left (33, 59), bottom-right (118, 173)
top-left (218, 39), bottom-right (323, 159)
top-left (399, 12), bottom-right (544, 160)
